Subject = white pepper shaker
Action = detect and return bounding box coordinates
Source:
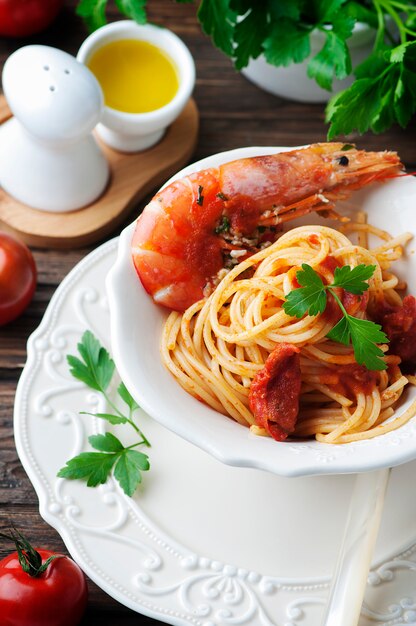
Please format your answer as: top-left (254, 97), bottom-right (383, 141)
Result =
top-left (0, 45), bottom-right (109, 212)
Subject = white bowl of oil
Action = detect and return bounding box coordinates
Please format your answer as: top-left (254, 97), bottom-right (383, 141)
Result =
top-left (77, 20), bottom-right (195, 152)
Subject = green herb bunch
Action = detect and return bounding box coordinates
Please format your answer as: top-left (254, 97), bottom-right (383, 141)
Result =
top-left (283, 262), bottom-right (389, 371)
top-left (77, 0), bottom-right (416, 137)
top-left (58, 331), bottom-right (150, 497)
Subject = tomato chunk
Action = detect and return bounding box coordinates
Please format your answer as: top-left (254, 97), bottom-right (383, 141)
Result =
top-left (380, 295), bottom-right (416, 368)
top-left (249, 343), bottom-right (301, 441)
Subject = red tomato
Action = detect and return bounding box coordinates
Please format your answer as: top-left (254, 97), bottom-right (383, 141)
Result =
top-left (0, 0), bottom-right (63, 38)
top-left (0, 232), bottom-right (36, 325)
top-left (0, 549), bottom-right (88, 626)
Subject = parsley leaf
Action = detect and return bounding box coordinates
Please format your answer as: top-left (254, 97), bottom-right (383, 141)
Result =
top-left (313, 0), bottom-right (348, 23)
top-left (332, 264), bottom-right (376, 294)
top-left (268, 0), bottom-right (301, 21)
top-left (283, 264), bottom-right (327, 318)
top-left (198, 0), bottom-right (237, 57)
top-left (303, 1), bottom-right (354, 91)
top-left (89, 432), bottom-right (124, 452)
top-left (114, 450), bottom-right (150, 497)
top-left (58, 446), bottom-right (150, 495)
top-left (345, 317), bottom-right (388, 371)
top-left (326, 315), bottom-right (351, 345)
top-left (327, 316), bottom-right (388, 371)
top-left (233, 5), bottom-right (268, 70)
top-left (80, 411), bottom-right (129, 425)
top-left (327, 41), bottom-right (416, 138)
top-left (263, 19), bottom-right (311, 67)
top-left (66, 330), bottom-right (149, 441)
top-left (76, 0), bottom-right (108, 31)
top-left (77, 0), bottom-right (147, 31)
top-left (326, 75), bottom-right (384, 138)
top-left (58, 433), bottom-right (150, 495)
top-left (67, 330), bottom-right (114, 393)
top-left (394, 65), bottom-right (416, 127)
top-left (343, 1), bottom-right (378, 28)
top-left (307, 30), bottom-right (350, 90)
top-left (58, 452), bottom-right (118, 487)
top-left (117, 382), bottom-right (139, 412)
top-left (283, 263), bottom-right (388, 371)
top-left (115, 0), bottom-right (147, 24)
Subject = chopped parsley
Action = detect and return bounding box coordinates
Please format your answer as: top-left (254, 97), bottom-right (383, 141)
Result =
top-left (215, 215), bottom-right (230, 234)
top-left (196, 185), bottom-right (204, 206)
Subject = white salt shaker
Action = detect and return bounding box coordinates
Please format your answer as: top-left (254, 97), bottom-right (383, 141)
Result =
top-left (0, 45), bottom-right (109, 212)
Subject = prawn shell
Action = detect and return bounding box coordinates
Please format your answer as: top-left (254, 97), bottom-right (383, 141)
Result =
top-left (220, 153), bottom-right (330, 233)
top-left (132, 169), bottom-right (224, 311)
top-left (131, 143), bottom-right (403, 312)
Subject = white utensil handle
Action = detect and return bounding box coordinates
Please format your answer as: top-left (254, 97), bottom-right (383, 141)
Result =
top-left (321, 468), bottom-right (391, 626)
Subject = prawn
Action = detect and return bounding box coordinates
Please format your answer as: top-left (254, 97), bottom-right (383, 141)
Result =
top-left (131, 142), bottom-right (402, 311)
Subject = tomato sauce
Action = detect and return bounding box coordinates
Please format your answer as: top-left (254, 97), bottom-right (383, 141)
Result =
top-left (321, 293), bottom-right (341, 325)
top-left (249, 343), bottom-right (301, 441)
top-left (319, 364), bottom-right (378, 399)
top-left (288, 266), bottom-right (301, 288)
top-left (319, 254), bottom-right (340, 275)
top-left (321, 290), bottom-right (367, 326)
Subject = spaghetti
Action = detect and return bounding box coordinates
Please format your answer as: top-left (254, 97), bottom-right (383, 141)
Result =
top-left (161, 222), bottom-right (416, 444)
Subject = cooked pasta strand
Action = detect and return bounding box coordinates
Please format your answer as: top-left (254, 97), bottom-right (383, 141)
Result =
top-left (161, 223), bottom-right (416, 444)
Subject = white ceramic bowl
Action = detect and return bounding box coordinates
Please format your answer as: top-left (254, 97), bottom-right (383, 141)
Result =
top-left (77, 21), bottom-right (195, 152)
top-left (107, 146), bottom-right (416, 477)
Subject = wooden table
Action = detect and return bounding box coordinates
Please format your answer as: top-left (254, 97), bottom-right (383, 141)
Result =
top-left (1, 2), bottom-right (415, 623)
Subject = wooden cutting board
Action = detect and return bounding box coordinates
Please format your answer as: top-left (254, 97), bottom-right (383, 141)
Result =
top-left (0, 95), bottom-right (199, 248)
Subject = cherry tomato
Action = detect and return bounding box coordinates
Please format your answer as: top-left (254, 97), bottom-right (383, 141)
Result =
top-left (0, 0), bottom-right (63, 38)
top-left (0, 549), bottom-right (88, 626)
top-left (0, 232), bottom-right (36, 326)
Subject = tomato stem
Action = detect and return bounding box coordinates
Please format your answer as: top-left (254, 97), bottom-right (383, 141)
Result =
top-left (0, 528), bottom-right (62, 577)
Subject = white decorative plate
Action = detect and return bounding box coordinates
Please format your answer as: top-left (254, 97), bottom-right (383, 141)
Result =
top-left (107, 146), bottom-right (416, 477)
top-left (14, 238), bottom-right (416, 625)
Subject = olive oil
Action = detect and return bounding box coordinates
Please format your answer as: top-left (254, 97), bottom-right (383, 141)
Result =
top-left (88, 39), bottom-right (179, 114)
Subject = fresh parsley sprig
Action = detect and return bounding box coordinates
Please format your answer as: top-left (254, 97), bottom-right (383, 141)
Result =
top-left (326, 1), bottom-right (416, 137)
top-left (283, 263), bottom-right (389, 371)
top-left (57, 331), bottom-right (150, 497)
top-left (326, 39), bottom-right (416, 138)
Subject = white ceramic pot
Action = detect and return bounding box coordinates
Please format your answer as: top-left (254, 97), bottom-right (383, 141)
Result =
top-left (242, 23), bottom-right (375, 103)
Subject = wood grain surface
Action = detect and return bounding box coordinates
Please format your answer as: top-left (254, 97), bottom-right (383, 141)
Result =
top-left (1, 1), bottom-right (416, 624)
